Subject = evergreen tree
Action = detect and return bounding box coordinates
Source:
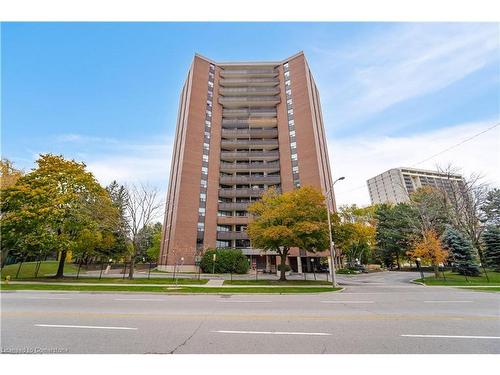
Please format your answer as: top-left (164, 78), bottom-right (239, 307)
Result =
top-left (482, 226), bottom-right (500, 272)
top-left (441, 226), bottom-right (480, 276)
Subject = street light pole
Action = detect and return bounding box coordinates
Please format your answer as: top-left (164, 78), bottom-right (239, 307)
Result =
top-left (325, 176), bottom-right (345, 288)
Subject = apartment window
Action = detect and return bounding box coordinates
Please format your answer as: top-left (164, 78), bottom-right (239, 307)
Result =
top-left (198, 207), bottom-right (206, 215)
top-left (200, 193), bottom-right (206, 201)
top-left (207, 100), bottom-right (212, 107)
top-left (284, 71), bottom-right (290, 79)
top-left (290, 142), bottom-right (297, 148)
top-left (201, 166), bottom-right (208, 174)
top-left (197, 223), bottom-right (205, 231)
top-left (208, 81), bottom-right (214, 88)
top-left (206, 110), bottom-right (212, 117)
top-left (217, 225), bottom-right (230, 232)
top-left (292, 166), bottom-right (299, 173)
top-left (284, 62), bottom-right (289, 70)
top-left (203, 142), bottom-right (210, 149)
top-left (291, 153), bottom-right (297, 161)
top-left (202, 154), bottom-right (209, 162)
top-left (288, 119), bottom-right (295, 127)
top-left (217, 211), bottom-right (232, 217)
top-left (201, 180), bottom-right (207, 188)
top-left (289, 130), bottom-right (296, 137)
top-left (287, 99), bottom-right (293, 106)
top-left (287, 109), bottom-right (294, 116)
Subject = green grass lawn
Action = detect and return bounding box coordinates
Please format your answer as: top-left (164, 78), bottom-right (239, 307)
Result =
top-left (0, 261), bottom-right (79, 279)
top-left (5, 277), bottom-right (208, 285)
top-left (223, 279), bottom-right (332, 286)
top-left (0, 283), bottom-right (340, 294)
top-left (416, 270), bottom-right (500, 286)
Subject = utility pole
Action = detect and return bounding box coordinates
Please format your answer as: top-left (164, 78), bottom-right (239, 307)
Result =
top-left (325, 176), bottom-right (345, 288)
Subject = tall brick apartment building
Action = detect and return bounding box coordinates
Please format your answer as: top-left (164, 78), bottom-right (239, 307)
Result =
top-left (158, 52), bottom-right (336, 273)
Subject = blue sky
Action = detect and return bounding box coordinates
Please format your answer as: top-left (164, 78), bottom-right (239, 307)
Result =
top-left (2, 22), bottom-right (499, 205)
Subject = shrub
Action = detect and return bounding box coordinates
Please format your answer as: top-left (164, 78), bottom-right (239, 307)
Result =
top-left (277, 264), bottom-right (291, 272)
top-left (337, 268), bottom-right (357, 274)
top-left (200, 248), bottom-right (249, 274)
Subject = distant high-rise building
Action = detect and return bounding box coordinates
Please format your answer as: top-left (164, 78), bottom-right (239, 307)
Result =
top-left (367, 167), bottom-right (465, 205)
top-left (158, 52), bottom-right (335, 273)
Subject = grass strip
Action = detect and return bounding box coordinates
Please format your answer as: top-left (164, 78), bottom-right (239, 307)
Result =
top-left (3, 277), bottom-right (207, 285)
top-left (415, 270), bottom-right (500, 286)
top-left (223, 279), bottom-right (331, 286)
top-left (0, 283), bottom-right (340, 294)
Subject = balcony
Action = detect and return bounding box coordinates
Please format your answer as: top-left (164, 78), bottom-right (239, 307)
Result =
top-left (221, 139), bottom-right (279, 150)
top-left (219, 87), bottom-right (280, 96)
top-left (222, 118), bottom-right (278, 128)
top-left (219, 188), bottom-right (267, 198)
top-left (219, 175), bottom-right (281, 185)
top-left (219, 69), bottom-right (278, 78)
top-left (220, 150), bottom-right (279, 161)
top-left (219, 96), bottom-right (280, 107)
top-left (220, 161), bottom-right (281, 173)
top-left (221, 128), bottom-right (278, 138)
top-left (223, 108), bottom-right (277, 118)
top-left (216, 231), bottom-right (249, 240)
top-left (217, 216), bottom-right (249, 225)
top-left (218, 202), bottom-right (250, 211)
top-left (219, 78), bottom-right (280, 87)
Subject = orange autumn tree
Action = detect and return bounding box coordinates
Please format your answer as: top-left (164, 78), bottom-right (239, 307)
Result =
top-left (407, 229), bottom-right (448, 278)
top-left (247, 186), bottom-right (329, 281)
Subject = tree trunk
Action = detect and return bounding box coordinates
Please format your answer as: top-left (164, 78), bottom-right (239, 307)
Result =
top-left (54, 249), bottom-right (67, 278)
top-left (128, 257), bottom-right (135, 279)
top-left (396, 253), bottom-right (401, 270)
top-left (279, 252), bottom-right (287, 281)
top-left (433, 264), bottom-right (440, 278)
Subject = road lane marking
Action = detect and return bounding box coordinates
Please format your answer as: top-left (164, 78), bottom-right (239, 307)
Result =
top-left (423, 301), bottom-right (472, 303)
top-left (218, 300), bottom-right (271, 303)
top-left (213, 330), bottom-right (331, 336)
top-left (34, 324), bottom-right (137, 330)
top-left (114, 298), bottom-right (166, 302)
top-left (401, 334), bottom-right (500, 339)
top-left (321, 301), bottom-right (374, 304)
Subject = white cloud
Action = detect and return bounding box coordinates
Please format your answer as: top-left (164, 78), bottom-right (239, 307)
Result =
top-left (311, 23), bottom-right (500, 130)
top-left (329, 119), bottom-right (500, 206)
top-left (53, 133), bottom-right (173, 199)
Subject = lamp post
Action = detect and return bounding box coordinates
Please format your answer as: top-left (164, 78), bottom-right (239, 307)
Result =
top-left (325, 176), bottom-right (345, 288)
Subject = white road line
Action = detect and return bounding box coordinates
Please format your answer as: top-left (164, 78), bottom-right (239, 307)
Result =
top-left (320, 301), bottom-right (374, 304)
top-left (114, 298), bottom-right (165, 302)
top-left (213, 330), bottom-right (331, 336)
top-left (401, 334), bottom-right (500, 340)
top-left (35, 324), bottom-right (137, 330)
top-left (423, 301), bottom-right (473, 303)
top-left (218, 300), bottom-right (271, 303)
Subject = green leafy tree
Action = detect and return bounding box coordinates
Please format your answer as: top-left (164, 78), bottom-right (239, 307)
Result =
top-left (482, 226), bottom-right (500, 272)
top-left (374, 203), bottom-right (418, 269)
top-left (247, 186), bottom-right (329, 281)
top-left (200, 248), bottom-right (249, 274)
top-left (1, 154), bottom-right (117, 278)
top-left (441, 226), bottom-right (480, 276)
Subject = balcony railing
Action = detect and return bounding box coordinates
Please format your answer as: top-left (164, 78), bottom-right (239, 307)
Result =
top-left (220, 69), bottom-right (278, 78)
top-left (216, 231), bottom-right (249, 240)
top-left (220, 151), bottom-right (280, 160)
top-left (221, 128), bottom-right (278, 138)
top-left (219, 161), bottom-right (281, 172)
top-left (218, 202), bottom-right (250, 211)
top-left (219, 175), bottom-right (281, 184)
top-left (221, 139), bottom-right (279, 149)
top-left (220, 78), bottom-right (280, 87)
top-left (219, 96), bottom-right (280, 108)
top-left (223, 108), bottom-right (277, 118)
top-left (219, 87), bottom-right (280, 96)
top-left (219, 188), bottom-right (271, 198)
top-left (217, 216), bottom-right (249, 225)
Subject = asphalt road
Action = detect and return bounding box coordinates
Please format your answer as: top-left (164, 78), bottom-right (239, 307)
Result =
top-left (1, 272), bottom-right (499, 354)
